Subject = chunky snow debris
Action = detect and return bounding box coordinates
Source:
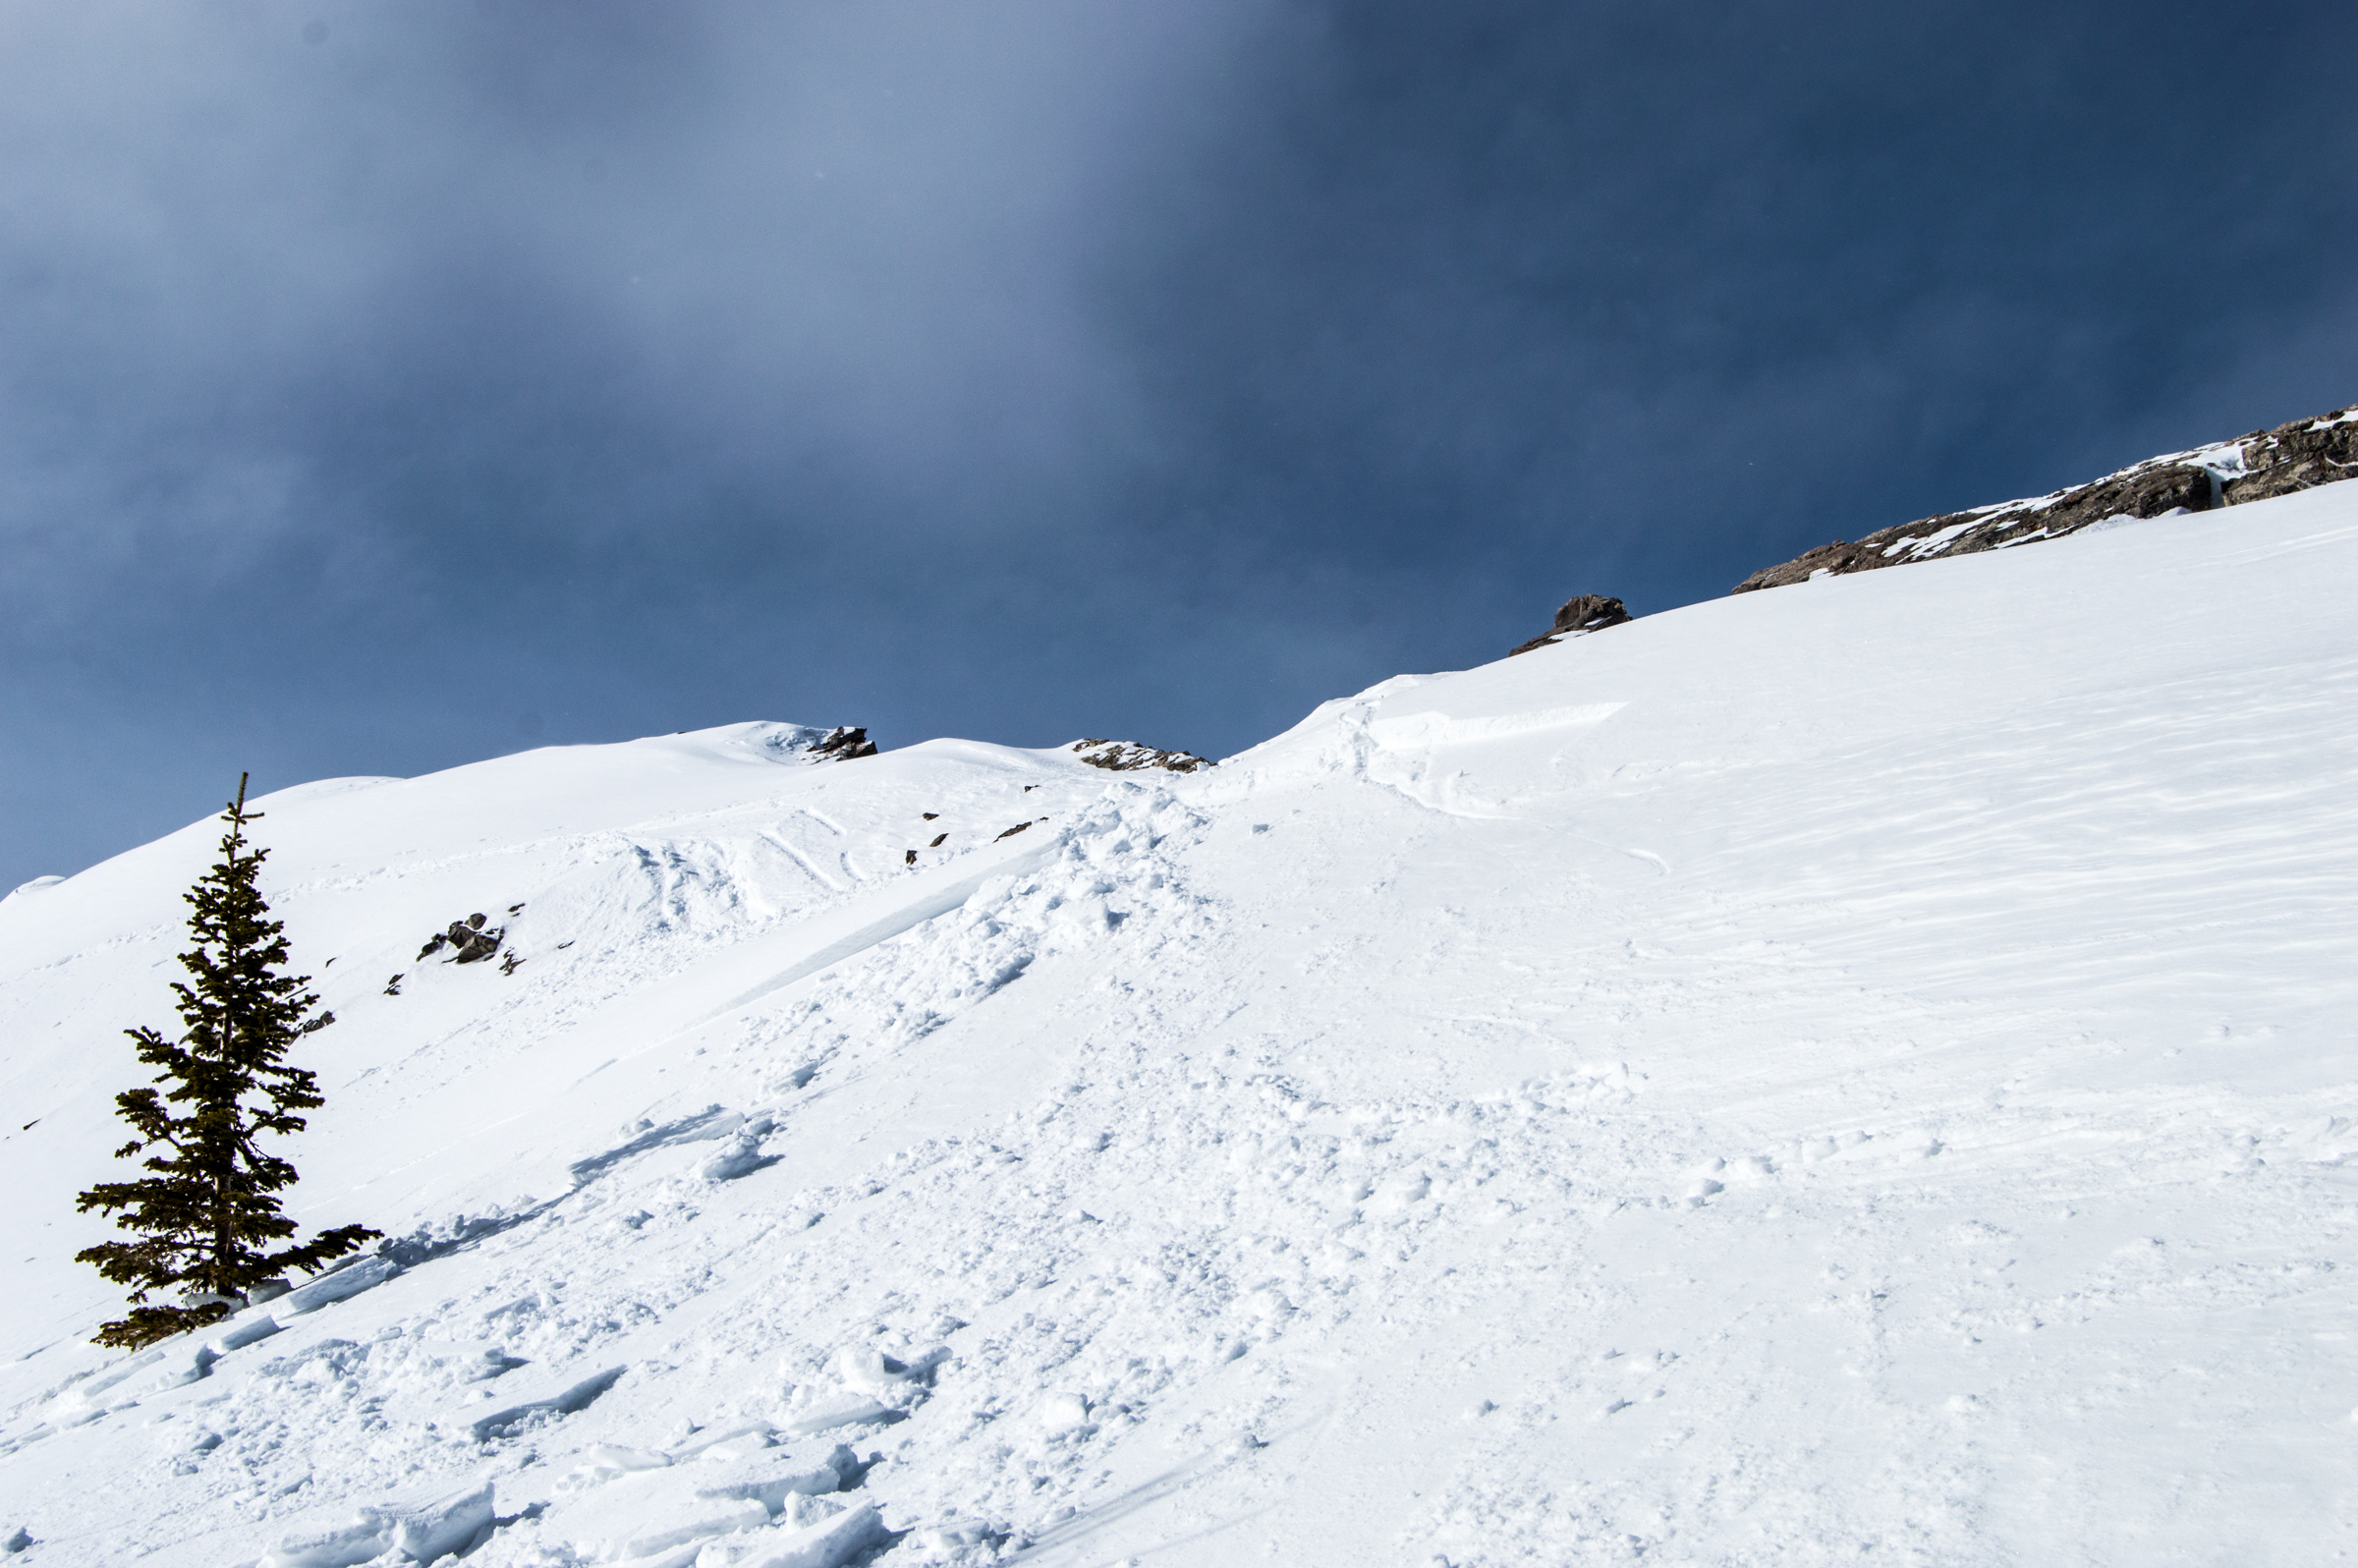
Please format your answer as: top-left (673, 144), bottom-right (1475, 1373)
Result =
top-left (470, 1365), bottom-right (629, 1442)
top-left (276, 1255), bottom-right (401, 1316)
top-left (739, 1500), bottom-right (885, 1568)
top-left (256, 1480), bottom-right (492, 1567)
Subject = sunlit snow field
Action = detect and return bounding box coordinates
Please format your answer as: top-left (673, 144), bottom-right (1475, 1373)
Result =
top-left (2, 484), bottom-right (2353, 1565)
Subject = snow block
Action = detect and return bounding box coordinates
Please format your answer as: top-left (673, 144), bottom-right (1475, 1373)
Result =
top-left (470, 1364), bottom-right (627, 1442)
top-left (695, 1456), bottom-right (841, 1513)
top-left (782, 1397), bottom-right (900, 1435)
top-left (700, 1131), bottom-right (768, 1182)
top-left (740, 1502), bottom-right (886, 1568)
top-left (621, 1498), bottom-right (770, 1558)
top-left (580, 1441), bottom-right (671, 1474)
top-left (908, 1521), bottom-right (999, 1553)
top-left (258, 1506), bottom-right (397, 1565)
top-left (673, 1419), bottom-right (773, 1459)
top-left (257, 1481), bottom-right (493, 1568)
top-left (698, 1433), bottom-right (773, 1464)
top-left (546, 1466), bottom-right (792, 1559)
top-left (829, 1343), bottom-right (948, 1394)
top-left (1038, 1391), bottom-right (1093, 1433)
top-left (392, 1482), bottom-right (496, 1562)
top-left (143, 1341), bottom-right (219, 1392)
top-left (688, 1429), bottom-right (775, 1464)
top-left (205, 1312), bottom-right (284, 1356)
top-left (276, 1256), bottom-right (401, 1317)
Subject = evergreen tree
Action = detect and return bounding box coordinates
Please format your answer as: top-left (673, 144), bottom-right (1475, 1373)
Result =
top-left (75, 775), bottom-right (378, 1349)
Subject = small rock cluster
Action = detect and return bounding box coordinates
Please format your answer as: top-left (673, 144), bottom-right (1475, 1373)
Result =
top-left (1731, 401), bottom-right (2358, 594)
top-left (810, 726), bottom-right (878, 760)
top-left (1068, 739), bottom-right (1211, 773)
top-left (1509, 594), bottom-right (1634, 656)
top-left (419, 913), bottom-right (506, 965)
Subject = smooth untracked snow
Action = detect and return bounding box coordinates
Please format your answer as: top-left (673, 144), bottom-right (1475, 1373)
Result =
top-left (1, 487), bottom-right (2353, 1566)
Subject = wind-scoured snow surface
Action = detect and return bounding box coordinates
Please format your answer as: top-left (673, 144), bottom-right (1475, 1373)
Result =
top-left (3, 489), bottom-right (2355, 1566)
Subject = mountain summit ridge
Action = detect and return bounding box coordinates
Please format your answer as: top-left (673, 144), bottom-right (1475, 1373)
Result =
top-left (1731, 399), bottom-right (2357, 592)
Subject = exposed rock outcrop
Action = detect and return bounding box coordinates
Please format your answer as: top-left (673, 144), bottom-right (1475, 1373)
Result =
top-left (1732, 402), bottom-right (2357, 594)
top-left (1069, 739), bottom-right (1211, 774)
top-left (418, 913), bottom-right (504, 965)
top-left (810, 726), bottom-right (878, 760)
top-left (1509, 594), bottom-right (1633, 656)
top-left (2221, 409), bottom-right (2358, 504)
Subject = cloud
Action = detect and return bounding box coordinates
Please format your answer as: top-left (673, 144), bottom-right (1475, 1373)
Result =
top-left (0, 2), bottom-right (1212, 568)
top-left (3, 0), bottom-right (2355, 888)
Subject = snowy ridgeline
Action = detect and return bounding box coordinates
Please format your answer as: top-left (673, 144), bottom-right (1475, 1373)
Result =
top-left (1728, 400), bottom-right (2358, 591)
top-left (1, 485), bottom-right (2356, 1565)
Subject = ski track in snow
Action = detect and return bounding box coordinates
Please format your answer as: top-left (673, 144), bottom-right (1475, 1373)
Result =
top-left (1, 493), bottom-right (2355, 1565)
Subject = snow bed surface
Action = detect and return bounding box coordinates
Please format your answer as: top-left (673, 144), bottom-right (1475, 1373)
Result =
top-left (2, 490), bottom-right (2355, 1566)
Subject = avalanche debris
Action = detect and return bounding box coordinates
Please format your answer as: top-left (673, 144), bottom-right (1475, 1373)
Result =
top-left (2, 493), bottom-right (2353, 1564)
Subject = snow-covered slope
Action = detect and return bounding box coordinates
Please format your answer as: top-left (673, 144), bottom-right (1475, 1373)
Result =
top-left (2, 486), bottom-right (2353, 1566)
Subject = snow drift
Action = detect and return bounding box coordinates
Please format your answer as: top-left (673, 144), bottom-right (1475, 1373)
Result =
top-left (2, 483), bottom-right (2353, 1565)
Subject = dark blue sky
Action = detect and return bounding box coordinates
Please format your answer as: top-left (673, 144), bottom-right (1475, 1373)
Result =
top-left (5, 0), bottom-right (2354, 891)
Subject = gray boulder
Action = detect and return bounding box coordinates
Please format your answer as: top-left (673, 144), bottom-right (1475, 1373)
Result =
top-left (1509, 594), bottom-right (1632, 655)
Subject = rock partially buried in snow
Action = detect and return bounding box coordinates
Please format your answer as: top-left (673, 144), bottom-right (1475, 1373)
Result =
top-left (256, 1480), bottom-right (493, 1568)
top-left (810, 725), bottom-right (878, 760)
top-left (416, 912), bottom-right (504, 965)
top-left (1508, 593), bottom-right (1633, 655)
top-left (1068, 738), bottom-right (1211, 773)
